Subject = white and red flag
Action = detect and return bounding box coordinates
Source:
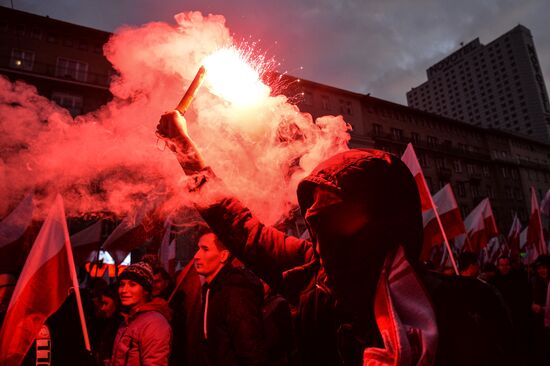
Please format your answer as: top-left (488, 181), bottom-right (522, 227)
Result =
top-left (526, 187), bottom-right (547, 261)
top-left (159, 217), bottom-right (177, 276)
top-left (0, 194), bottom-right (35, 272)
top-left (541, 188), bottom-right (550, 216)
top-left (401, 143), bottom-right (432, 212)
top-left (508, 214), bottom-right (522, 258)
top-left (70, 220), bottom-right (103, 266)
top-left (541, 188), bottom-right (550, 234)
top-left (422, 184), bottom-right (466, 259)
top-left (463, 198), bottom-right (498, 253)
top-left (0, 195), bottom-right (89, 366)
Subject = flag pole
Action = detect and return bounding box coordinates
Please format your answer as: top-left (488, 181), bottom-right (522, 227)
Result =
top-left (536, 189), bottom-right (547, 255)
top-left (61, 205), bottom-right (91, 352)
top-left (409, 146), bottom-right (459, 275)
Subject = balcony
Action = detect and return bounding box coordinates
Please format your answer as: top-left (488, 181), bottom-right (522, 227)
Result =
top-left (0, 54), bottom-right (112, 89)
top-left (366, 130), bottom-right (491, 161)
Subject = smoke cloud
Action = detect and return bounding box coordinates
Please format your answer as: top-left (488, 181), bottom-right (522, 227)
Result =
top-left (0, 11), bottom-right (350, 226)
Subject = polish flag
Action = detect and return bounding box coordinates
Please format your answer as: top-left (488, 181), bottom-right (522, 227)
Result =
top-left (103, 198), bottom-right (165, 264)
top-left (541, 188), bottom-right (550, 234)
top-left (70, 220), bottom-right (103, 266)
top-left (541, 188), bottom-right (550, 216)
top-left (0, 194), bottom-right (35, 272)
top-left (526, 187), bottom-right (547, 260)
top-left (102, 205), bottom-right (149, 265)
top-left (0, 195), bottom-right (87, 366)
top-left (463, 198), bottom-right (498, 253)
top-left (159, 217), bottom-right (176, 276)
top-left (422, 184), bottom-right (466, 259)
top-left (507, 214), bottom-right (522, 259)
top-left (401, 144), bottom-right (432, 212)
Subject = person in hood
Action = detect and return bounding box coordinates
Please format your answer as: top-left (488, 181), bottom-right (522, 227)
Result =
top-left (110, 261), bottom-right (172, 366)
top-left (156, 111), bottom-right (518, 366)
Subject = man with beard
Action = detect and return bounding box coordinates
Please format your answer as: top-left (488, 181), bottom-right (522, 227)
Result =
top-left (156, 111), bottom-right (518, 366)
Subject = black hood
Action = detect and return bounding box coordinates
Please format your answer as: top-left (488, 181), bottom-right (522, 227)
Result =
top-left (297, 148), bottom-right (423, 264)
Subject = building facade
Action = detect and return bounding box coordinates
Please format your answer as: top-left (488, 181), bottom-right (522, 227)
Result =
top-left (0, 6), bottom-right (113, 116)
top-left (407, 25), bottom-right (550, 143)
top-left (294, 77), bottom-right (550, 232)
top-left (1, 5), bottom-right (548, 236)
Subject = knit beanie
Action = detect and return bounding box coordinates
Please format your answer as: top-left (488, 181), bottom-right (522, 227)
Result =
top-left (119, 261), bottom-right (154, 293)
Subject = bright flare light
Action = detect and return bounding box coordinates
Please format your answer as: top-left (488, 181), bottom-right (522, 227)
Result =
top-left (202, 47), bottom-right (270, 107)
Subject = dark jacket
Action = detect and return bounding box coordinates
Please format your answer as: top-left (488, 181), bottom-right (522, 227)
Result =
top-left (197, 149), bottom-right (518, 365)
top-left (201, 264), bottom-right (268, 366)
top-left (110, 298), bottom-right (172, 366)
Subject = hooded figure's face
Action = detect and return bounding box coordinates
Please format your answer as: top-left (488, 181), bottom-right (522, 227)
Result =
top-left (297, 149), bottom-right (423, 319)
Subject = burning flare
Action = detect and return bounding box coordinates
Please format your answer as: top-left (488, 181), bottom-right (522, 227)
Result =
top-left (202, 47), bottom-right (270, 107)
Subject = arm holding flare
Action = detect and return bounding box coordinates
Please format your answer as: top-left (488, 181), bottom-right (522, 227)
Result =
top-left (156, 112), bottom-right (315, 299)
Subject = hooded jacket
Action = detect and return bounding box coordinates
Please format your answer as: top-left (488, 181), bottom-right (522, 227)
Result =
top-left (110, 297), bottom-right (172, 366)
top-left (197, 149), bottom-right (518, 366)
top-left (200, 264), bottom-right (268, 366)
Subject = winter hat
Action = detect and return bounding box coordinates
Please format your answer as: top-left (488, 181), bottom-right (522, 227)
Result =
top-left (119, 261), bottom-right (154, 293)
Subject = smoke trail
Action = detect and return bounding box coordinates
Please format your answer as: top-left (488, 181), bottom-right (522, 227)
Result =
top-left (0, 11), bottom-right (350, 225)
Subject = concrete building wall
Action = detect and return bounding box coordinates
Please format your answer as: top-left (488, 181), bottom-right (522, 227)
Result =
top-left (0, 6), bottom-right (113, 116)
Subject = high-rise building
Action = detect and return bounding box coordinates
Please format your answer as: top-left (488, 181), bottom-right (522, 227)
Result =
top-left (407, 25), bottom-right (550, 143)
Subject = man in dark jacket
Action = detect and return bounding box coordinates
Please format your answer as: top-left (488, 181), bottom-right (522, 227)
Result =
top-left (157, 111), bottom-right (518, 366)
top-left (194, 228), bottom-right (268, 366)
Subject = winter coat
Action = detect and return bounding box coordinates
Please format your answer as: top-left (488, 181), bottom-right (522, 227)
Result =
top-left (200, 264), bottom-right (268, 366)
top-left (110, 298), bottom-right (172, 366)
top-left (196, 149), bottom-right (518, 366)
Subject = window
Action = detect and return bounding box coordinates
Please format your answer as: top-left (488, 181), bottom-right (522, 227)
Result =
top-left (453, 160), bottom-right (462, 173)
top-left (427, 136), bottom-right (438, 147)
top-left (501, 167), bottom-right (509, 178)
top-left (505, 186), bottom-right (513, 199)
top-left (373, 123), bottom-right (383, 136)
top-left (321, 95), bottom-right (329, 110)
top-left (482, 165), bottom-right (490, 177)
top-left (411, 132), bottom-right (420, 144)
top-left (51, 92), bottom-right (83, 116)
top-left (391, 128), bottom-right (403, 141)
top-left (435, 157), bottom-right (445, 169)
top-left (418, 152), bottom-right (428, 168)
top-left (56, 57), bottom-right (88, 82)
top-left (339, 100), bottom-right (353, 115)
top-left (486, 185), bottom-right (494, 198)
top-left (470, 184), bottom-right (480, 198)
top-left (10, 49), bottom-right (34, 71)
top-left (303, 91), bottom-right (313, 106)
top-left (467, 164), bottom-right (475, 175)
top-left (457, 182), bottom-right (466, 197)
top-left (425, 176), bottom-right (433, 192)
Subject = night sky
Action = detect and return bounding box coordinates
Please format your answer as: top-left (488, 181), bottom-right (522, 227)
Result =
top-left (3, 0), bottom-right (550, 105)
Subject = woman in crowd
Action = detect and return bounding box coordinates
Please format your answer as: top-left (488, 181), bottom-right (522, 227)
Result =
top-left (110, 261), bottom-right (172, 366)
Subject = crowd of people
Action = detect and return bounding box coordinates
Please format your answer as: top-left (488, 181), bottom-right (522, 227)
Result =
top-left (1, 109), bottom-right (549, 365)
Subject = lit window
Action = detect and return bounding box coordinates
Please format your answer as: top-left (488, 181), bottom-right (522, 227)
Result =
top-left (10, 49), bottom-right (34, 71)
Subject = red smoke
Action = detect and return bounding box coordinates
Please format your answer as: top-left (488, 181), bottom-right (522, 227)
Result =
top-left (0, 11), bottom-right (350, 225)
